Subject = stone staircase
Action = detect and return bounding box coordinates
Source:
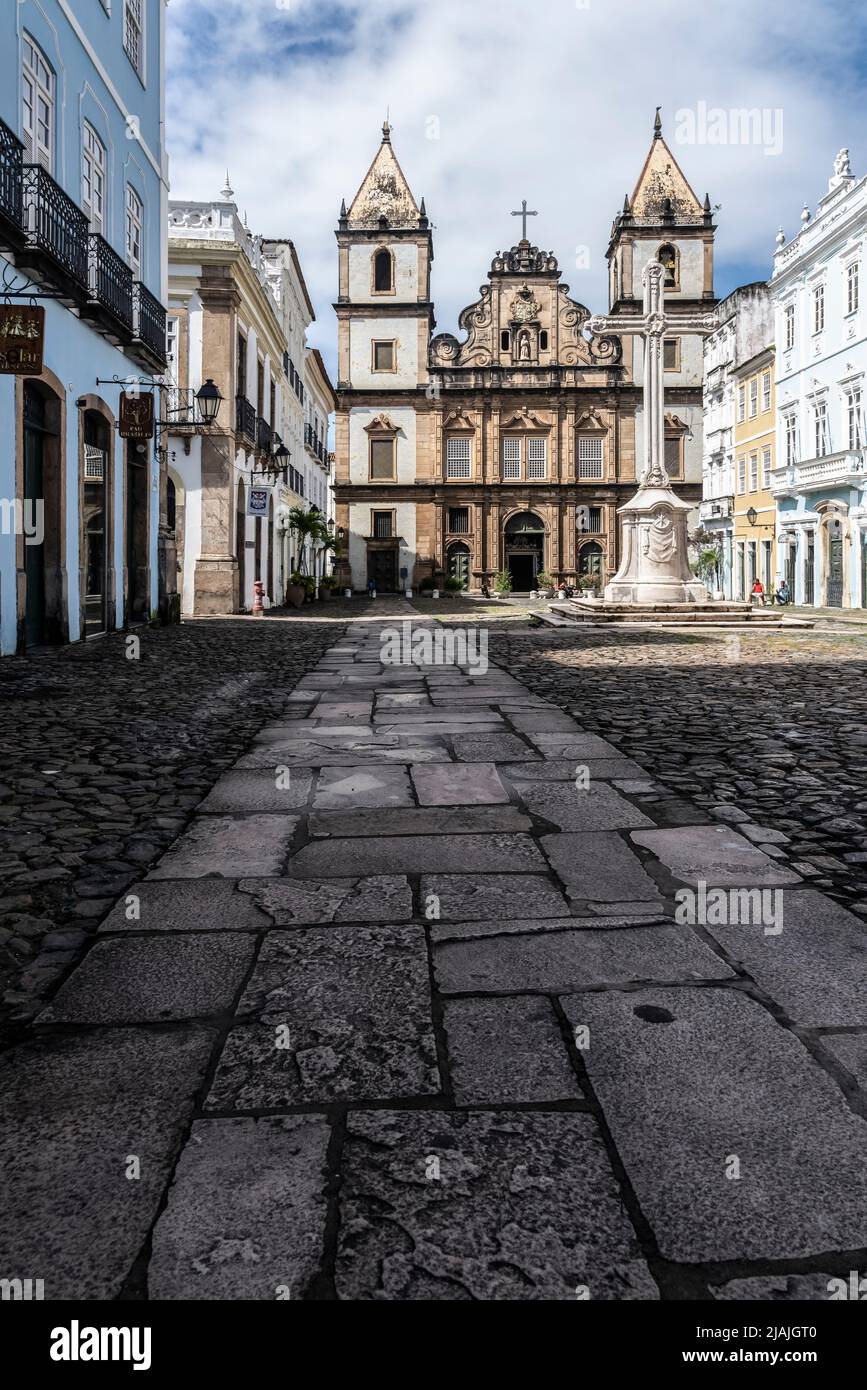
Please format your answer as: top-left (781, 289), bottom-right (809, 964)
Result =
top-left (542, 599), bottom-right (814, 629)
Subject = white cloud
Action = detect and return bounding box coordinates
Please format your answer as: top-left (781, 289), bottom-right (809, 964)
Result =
top-left (166, 0), bottom-right (867, 380)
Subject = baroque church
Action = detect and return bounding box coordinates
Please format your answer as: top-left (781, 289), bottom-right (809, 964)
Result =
top-left (333, 113), bottom-right (717, 592)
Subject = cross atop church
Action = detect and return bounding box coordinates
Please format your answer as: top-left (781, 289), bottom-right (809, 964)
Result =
top-left (511, 200), bottom-right (538, 242)
top-left (588, 261), bottom-right (717, 487)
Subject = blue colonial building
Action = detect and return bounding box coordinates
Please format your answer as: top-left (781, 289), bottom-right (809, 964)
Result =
top-left (0, 0), bottom-right (168, 654)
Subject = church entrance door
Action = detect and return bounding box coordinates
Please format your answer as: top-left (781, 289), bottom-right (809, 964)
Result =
top-left (504, 510), bottom-right (544, 591)
top-left (508, 553), bottom-right (536, 591)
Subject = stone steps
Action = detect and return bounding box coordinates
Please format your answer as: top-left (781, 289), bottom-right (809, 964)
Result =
top-left (545, 601), bottom-right (814, 629)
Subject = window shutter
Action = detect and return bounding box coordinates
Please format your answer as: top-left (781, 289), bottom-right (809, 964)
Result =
top-left (577, 435), bottom-right (603, 478)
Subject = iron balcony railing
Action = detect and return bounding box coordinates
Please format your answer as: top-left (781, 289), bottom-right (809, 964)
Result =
top-left (22, 163), bottom-right (88, 289)
top-left (305, 423), bottom-right (328, 464)
top-left (0, 117), bottom-right (24, 237)
top-left (87, 232), bottom-right (133, 330)
top-left (236, 394), bottom-right (256, 444)
top-left (256, 415), bottom-right (273, 454)
top-left (164, 385), bottom-right (204, 428)
top-left (132, 280), bottom-right (167, 365)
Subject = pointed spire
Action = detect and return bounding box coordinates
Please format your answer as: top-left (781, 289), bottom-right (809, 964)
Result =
top-left (703, 192), bottom-right (711, 212)
top-left (382, 119), bottom-right (391, 144)
top-left (345, 122), bottom-right (421, 228)
top-left (622, 193), bottom-right (631, 214)
top-left (340, 198), bottom-right (347, 217)
top-left (654, 106), bottom-right (662, 139)
top-left (221, 170), bottom-right (234, 201)
top-left (420, 196), bottom-right (426, 216)
top-left (628, 111), bottom-right (703, 221)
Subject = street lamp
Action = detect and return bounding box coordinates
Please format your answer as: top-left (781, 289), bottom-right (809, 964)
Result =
top-left (195, 378), bottom-right (223, 424)
top-left (272, 441), bottom-right (290, 470)
top-left (746, 506), bottom-right (758, 526)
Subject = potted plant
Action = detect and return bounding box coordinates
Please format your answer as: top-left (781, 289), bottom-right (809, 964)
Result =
top-left (285, 570), bottom-right (306, 609)
top-left (320, 575), bottom-right (339, 601)
top-left (536, 570), bottom-right (555, 598)
top-left (493, 570), bottom-right (513, 597)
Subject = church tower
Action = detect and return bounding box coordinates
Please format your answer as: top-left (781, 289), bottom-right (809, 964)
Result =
top-left (333, 123), bottom-right (433, 592)
top-left (606, 110), bottom-right (717, 491)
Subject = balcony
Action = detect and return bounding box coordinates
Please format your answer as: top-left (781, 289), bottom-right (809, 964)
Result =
top-left (131, 280), bottom-right (167, 371)
top-left (18, 164), bottom-right (89, 299)
top-left (81, 232), bottom-right (133, 338)
top-left (256, 415), bottom-right (273, 455)
top-left (771, 451), bottom-right (867, 497)
top-left (304, 423), bottom-right (328, 465)
top-left (699, 495), bottom-right (734, 522)
top-left (0, 118), bottom-right (25, 251)
top-left (235, 394), bottom-right (256, 445)
top-left (164, 385), bottom-right (205, 429)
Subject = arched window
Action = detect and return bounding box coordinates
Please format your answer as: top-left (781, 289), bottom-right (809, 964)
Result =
top-left (500, 329), bottom-right (510, 352)
top-left (658, 243), bottom-right (678, 288)
top-left (374, 249), bottom-right (393, 293)
top-left (166, 476), bottom-right (176, 532)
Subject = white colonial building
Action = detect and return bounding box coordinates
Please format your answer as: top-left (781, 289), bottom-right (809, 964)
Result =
top-left (701, 292), bottom-right (738, 594)
top-left (770, 149), bottom-right (867, 609)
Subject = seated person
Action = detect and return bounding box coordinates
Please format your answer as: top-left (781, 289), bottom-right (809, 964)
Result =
top-left (776, 579), bottom-right (791, 605)
top-left (750, 578), bottom-right (765, 605)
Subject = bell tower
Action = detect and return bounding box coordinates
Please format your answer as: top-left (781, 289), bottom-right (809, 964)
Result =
top-left (333, 123), bottom-right (434, 591)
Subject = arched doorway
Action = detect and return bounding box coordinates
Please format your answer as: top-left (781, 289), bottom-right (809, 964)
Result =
top-left (82, 408), bottom-right (111, 635)
top-left (235, 478), bottom-right (247, 611)
top-left (447, 541), bottom-right (470, 590)
top-left (578, 540), bottom-right (605, 580)
top-left (22, 380), bottom-right (63, 647)
top-left (125, 438), bottom-right (149, 624)
top-left (504, 511), bottom-right (545, 591)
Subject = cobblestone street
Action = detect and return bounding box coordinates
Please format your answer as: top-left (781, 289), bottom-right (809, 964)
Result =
top-left (2, 607), bottom-right (867, 1301)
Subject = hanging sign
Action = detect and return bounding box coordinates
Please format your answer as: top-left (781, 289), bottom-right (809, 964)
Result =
top-left (247, 487), bottom-right (271, 517)
top-left (118, 390), bottom-right (155, 440)
top-left (0, 304), bottom-right (44, 375)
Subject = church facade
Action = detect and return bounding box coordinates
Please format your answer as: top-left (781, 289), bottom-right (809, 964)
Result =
top-left (333, 115), bottom-right (717, 593)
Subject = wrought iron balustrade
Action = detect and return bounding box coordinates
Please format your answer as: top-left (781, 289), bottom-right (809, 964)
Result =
top-left (256, 415), bottom-right (273, 454)
top-left (22, 163), bottom-right (88, 288)
top-left (87, 233), bottom-right (133, 330)
top-left (164, 385), bottom-right (204, 428)
top-left (236, 394), bottom-right (256, 444)
top-left (0, 118), bottom-right (24, 238)
top-left (132, 281), bottom-right (167, 366)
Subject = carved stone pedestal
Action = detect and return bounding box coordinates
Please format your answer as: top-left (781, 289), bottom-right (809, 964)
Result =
top-left (604, 485), bottom-right (708, 605)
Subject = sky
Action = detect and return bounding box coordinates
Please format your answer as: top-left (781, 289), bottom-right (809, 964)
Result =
top-left (165, 0), bottom-right (867, 384)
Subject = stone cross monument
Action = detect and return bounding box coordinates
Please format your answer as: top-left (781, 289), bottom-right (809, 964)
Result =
top-left (588, 259), bottom-right (717, 604)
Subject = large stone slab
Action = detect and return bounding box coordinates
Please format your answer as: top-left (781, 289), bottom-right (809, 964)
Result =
top-left (451, 733), bottom-right (541, 762)
top-left (562, 986), bottom-right (867, 1261)
top-left (443, 997), bottom-right (580, 1104)
top-left (542, 832), bottom-right (663, 904)
top-left (99, 879), bottom-right (271, 933)
top-left (513, 780), bottom-right (653, 832)
top-left (286, 833), bottom-right (545, 877)
top-left (0, 1027), bottom-right (214, 1298)
top-left (502, 758), bottom-right (651, 782)
top-left (335, 1110), bottom-right (657, 1299)
top-left (430, 914), bottom-right (669, 943)
top-left (206, 925), bottom-right (438, 1107)
top-left (239, 875), bottom-right (412, 924)
top-left (819, 1031), bottom-right (867, 1086)
top-left (199, 769), bottom-right (313, 813)
top-left (148, 814), bottom-right (298, 878)
top-left (420, 873), bottom-right (571, 921)
top-left (529, 734), bottom-right (623, 759)
top-left (505, 710), bottom-right (581, 734)
top-left (411, 762), bottom-right (509, 806)
top-left (705, 889), bottom-right (867, 1027)
top-left (238, 740), bottom-right (451, 767)
top-left (710, 1273), bottom-right (842, 1301)
top-left (149, 1117), bottom-right (329, 1300)
top-left (435, 925), bottom-right (731, 995)
top-left (313, 765), bottom-right (414, 809)
top-left (309, 806), bottom-right (531, 837)
top-left (631, 825), bottom-right (801, 888)
top-left (39, 934), bottom-right (255, 1023)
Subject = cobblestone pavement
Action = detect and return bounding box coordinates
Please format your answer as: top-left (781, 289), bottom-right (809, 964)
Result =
top-left (2, 607), bottom-right (867, 1301)
top-left (0, 616), bottom-right (339, 1038)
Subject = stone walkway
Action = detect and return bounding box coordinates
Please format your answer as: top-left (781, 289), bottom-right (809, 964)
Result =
top-left (3, 608), bottom-right (867, 1301)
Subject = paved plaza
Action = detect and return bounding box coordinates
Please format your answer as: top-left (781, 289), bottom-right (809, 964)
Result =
top-left (2, 605), bottom-right (867, 1300)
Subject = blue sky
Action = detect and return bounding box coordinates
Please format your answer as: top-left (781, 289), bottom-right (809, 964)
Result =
top-left (166, 0), bottom-right (867, 382)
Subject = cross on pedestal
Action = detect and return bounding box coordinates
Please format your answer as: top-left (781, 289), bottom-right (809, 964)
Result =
top-left (589, 260), bottom-right (717, 486)
top-left (511, 200), bottom-right (538, 242)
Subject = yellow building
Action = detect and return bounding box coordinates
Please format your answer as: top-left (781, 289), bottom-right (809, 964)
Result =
top-left (733, 346), bottom-right (777, 599)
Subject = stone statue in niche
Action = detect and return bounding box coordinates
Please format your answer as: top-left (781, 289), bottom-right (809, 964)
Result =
top-left (519, 333), bottom-right (531, 361)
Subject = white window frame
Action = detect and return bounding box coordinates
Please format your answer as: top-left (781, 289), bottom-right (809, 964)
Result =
top-left (812, 282), bottom-right (825, 334)
top-left (124, 0), bottom-right (145, 79)
top-left (125, 183), bottom-right (143, 278)
top-left (445, 435), bottom-right (471, 480)
top-left (82, 122), bottom-right (106, 234)
top-left (527, 436), bottom-right (547, 480)
top-left (749, 451), bottom-right (759, 493)
top-left (784, 413), bottom-right (798, 467)
top-left (761, 446), bottom-right (771, 489)
top-left (737, 384), bottom-right (746, 422)
top-left (22, 33), bottom-right (54, 172)
top-left (501, 437), bottom-right (521, 480)
top-left (785, 303), bottom-right (795, 351)
top-left (846, 383), bottom-right (863, 450)
top-left (577, 434), bottom-right (604, 479)
top-left (749, 377), bottom-right (758, 418)
top-left (846, 260), bottom-right (860, 316)
top-left (762, 370), bottom-right (771, 413)
top-left (813, 397), bottom-right (829, 457)
top-left (737, 455), bottom-right (746, 495)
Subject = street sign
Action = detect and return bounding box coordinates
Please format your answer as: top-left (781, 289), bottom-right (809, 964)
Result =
top-left (247, 487), bottom-right (271, 517)
top-left (119, 390), bottom-right (155, 440)
top-left (0, 304), bottom-right (44, 375)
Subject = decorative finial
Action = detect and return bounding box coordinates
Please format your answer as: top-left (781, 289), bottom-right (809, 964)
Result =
top-left (703, 192), bottom-right (711, 212)
top-left (382, 118), bottom-right (391, 143)
top-left (340, 198), bottom-right (347, 217)
top-left (622, 193), bottom-right (631, 213)
top-left (800, 202), bottom-right (811, 224)
top-left (775, 226), bottom-right (786, 248)
top-left (221, 170), bottom-right (234, 201)
top-left (654, 106), bottom-right (662, 139)
top-left (419, 196), bottom-right (426, 216)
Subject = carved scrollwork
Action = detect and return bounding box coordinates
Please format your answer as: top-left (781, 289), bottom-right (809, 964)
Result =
top-left (430, 333), bottom-right (460, 364)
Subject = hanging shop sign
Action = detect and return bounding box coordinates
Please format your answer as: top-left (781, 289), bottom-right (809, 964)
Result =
top-left (247, 487), bottom-right (271, 517)
top-left (118, 390), bottom-right (155, 440)
top-left (0, 304), bottom-right (44, 375)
